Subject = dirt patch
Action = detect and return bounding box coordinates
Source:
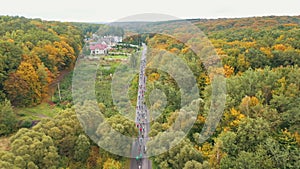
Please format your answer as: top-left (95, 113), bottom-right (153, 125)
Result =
top-left (0, 137), bottom-right (11, 151)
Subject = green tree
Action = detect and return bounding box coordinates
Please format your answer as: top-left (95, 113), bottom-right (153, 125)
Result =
top-left (33, 109), bottom-right (83, 158)
top-left (234, 118), bottom-right (270, 152)
top-left (0, 151), bottom-right (25, 169)
top-left (0, 40), bottom-right (22, 83)
top-left (74, 134), bottom-right (90, 162)
top-left (96, 114), bottom-right (137, 156)
top-left (151, 138), bottom-right (203, 169)
top-left (221, 149), bottom-right (273, 169)
top-left (10, 128), bottom-right (60, 169)
top-left (262, 137), bottom-right (300, 168)
top-left (0, 99), bottom-right (17, 136)
top-left (183, 160), bottom-right (209, 169)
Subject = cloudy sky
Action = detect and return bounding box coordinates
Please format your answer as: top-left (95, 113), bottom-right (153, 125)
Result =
top-left (1, 0), bottom-right (299, 22)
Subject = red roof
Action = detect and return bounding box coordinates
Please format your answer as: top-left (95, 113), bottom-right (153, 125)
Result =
top-left (90, 44), bottom-right (107, 50)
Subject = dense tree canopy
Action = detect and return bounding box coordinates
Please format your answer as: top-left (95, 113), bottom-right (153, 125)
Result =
top-left (10, 128), bottom-right (60, 169)
top-left (0, 15), bottom-right (299, 169)
top-left (0, 16), bottom-right (84, 106)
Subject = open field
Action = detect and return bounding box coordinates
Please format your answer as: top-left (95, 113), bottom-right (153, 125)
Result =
top-left (15, 103), bottom-right (62, 120)
top-left (106, 55), bottom-right (129, 59)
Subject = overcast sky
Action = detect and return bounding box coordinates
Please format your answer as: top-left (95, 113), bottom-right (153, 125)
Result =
top-left (1, 0), bottom-right (299, 22)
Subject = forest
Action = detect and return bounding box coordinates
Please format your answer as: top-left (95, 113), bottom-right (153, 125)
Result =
top-left (0, 15), bottom-right (299, 169)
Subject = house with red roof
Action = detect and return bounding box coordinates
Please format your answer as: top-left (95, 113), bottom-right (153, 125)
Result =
top-left (90, 44), bottom-right (108, 55)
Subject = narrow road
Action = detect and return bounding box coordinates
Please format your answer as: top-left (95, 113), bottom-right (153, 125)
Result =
top-left (130, 43), bottom-right (152, 169)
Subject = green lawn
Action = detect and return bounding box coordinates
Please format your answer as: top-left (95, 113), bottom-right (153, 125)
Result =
top-left (106, 55), bottom-right (128, 59)
top-left (85, 55), bottom-right (128, 60)
top-left (15, 103), bottom-right (62, 120)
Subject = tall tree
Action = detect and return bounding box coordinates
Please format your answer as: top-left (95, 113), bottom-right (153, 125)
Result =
top-left (74, 134), bottom-right (91, 162)
top-left (0, 99), bottom-right (17, 136)
top-left (4, 61), bottom-right (41, 106)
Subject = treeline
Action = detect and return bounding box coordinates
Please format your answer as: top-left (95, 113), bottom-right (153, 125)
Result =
top-left (0, 16), bottom-right (85, 106)
top-left (96, 25), bottom-right (124, 37)
top-left (71, 22), bottom-right (102, 38)
top-left (193, 15), bottom-right (300, 32)
top-left (197, 16), bottom-right (300, 75)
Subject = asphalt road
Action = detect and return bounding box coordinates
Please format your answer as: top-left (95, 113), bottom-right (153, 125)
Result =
top-left (130, 43), bottom-right (152, 169)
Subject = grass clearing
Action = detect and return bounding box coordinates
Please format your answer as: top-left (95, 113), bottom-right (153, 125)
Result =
top-left (15, 103), bottom-right (62, 120)
top-left (106, 55), bottom-right (128, 59)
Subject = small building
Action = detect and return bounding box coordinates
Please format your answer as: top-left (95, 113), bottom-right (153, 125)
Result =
top-left (90, 44), bottom-right (108, 55)
top-left (113, 36), bottom-right (123, 43)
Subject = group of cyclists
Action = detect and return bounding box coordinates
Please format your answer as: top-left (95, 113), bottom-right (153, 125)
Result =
top-left (135, 44), bottom-right (148, 169)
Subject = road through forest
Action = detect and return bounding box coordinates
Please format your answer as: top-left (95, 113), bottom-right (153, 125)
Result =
top-left (130, 43), bottom-right (152, 169)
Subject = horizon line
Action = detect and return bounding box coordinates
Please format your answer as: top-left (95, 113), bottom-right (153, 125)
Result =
top-left (1, 14), bottom-right (299, 24)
